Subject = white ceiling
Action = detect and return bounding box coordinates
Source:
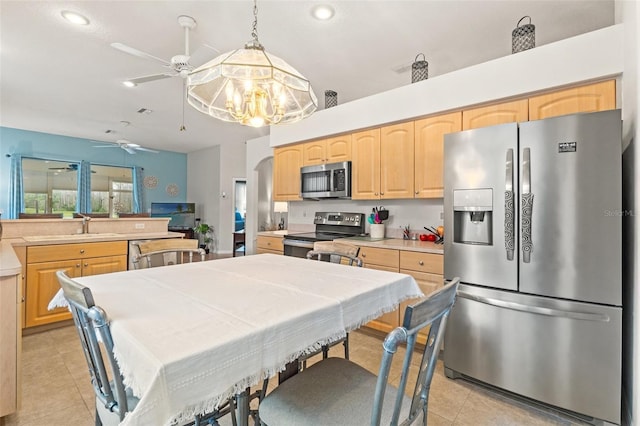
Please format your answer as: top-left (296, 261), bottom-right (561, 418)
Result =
top-left (0, 1), bottom-right (614, 154)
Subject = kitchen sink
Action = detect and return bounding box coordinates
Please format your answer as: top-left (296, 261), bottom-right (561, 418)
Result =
top-left (23, 233), bottom-right (122, 242)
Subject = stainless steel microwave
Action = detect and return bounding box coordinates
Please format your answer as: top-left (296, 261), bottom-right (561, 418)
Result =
top-left (300, 161), bottom-right (351, 199)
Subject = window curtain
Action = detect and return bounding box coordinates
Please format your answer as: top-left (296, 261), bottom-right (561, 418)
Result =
top-left (76, 160), bottom-right (92, 213)
top-left (132, 166), bottom-right (144, 213)
top-left (8, 154), bottom-right (24, 219)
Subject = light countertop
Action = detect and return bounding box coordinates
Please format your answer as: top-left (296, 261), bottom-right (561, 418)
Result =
top-left (338, 237), bottom-right (444, 254)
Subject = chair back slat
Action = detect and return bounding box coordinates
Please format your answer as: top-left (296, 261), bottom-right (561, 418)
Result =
top-left (56, 271), bottom-right (131, 420)
top-left (130, 239), bottom-right (205, 269)
top-left (371, 277), bottom-right (460, 426)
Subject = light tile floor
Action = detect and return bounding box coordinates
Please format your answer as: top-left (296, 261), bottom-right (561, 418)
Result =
top-left (2, 326), bottom-right (590, 426)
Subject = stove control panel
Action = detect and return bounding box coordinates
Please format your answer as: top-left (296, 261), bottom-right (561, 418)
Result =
top-left (313, 212), bottom-right (364, 227)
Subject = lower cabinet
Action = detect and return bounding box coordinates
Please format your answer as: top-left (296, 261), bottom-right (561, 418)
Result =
top-left (256, 235), bottom-right (284, 255)
top-left (25, 241), bottom-right (127, 328)
top-left (359, 246), bottom-right (444, 341)
top-left (0, 272), bottom-right (20, 416)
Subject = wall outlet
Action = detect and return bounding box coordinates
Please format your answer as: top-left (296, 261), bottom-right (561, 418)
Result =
top-left (135, 223), bottom-right (145, 229)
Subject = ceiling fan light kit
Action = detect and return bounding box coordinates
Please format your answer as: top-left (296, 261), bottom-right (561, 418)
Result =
top-left (186, 0), bottom-right (317, 127)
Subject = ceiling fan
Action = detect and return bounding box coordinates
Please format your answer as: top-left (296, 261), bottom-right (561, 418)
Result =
top-left (93, 140), bottom-right (159, 155)
top-left (111, 15), bottom-right (211, 86)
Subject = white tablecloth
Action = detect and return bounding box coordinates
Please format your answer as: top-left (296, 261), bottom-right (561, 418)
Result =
top-left (50, 254), bottom-right (422, 426)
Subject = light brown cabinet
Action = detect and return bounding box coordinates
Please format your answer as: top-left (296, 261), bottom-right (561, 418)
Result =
top-left (462, 99), bottom-right (529, 130)
top-left (273, 145), bottom-right (303, 201)
top-left (352, 123), bottom-right (414, 200)
top-left (351, 129), bottom-right (381, 200)
top-left (359, 246), bottom-right (400, 333)
top-left (256, 235), bottom-right (284, 255)
top-left (414, 112), bottom-right (462, 198)
top-left (25, 241), bottom-right (127, 328)
top-left (302, 134), bottom-right (352, 166)
top-left (0, 272), bottom-right (20, 416)
top-left (528, 80), bottom-right (616, 121)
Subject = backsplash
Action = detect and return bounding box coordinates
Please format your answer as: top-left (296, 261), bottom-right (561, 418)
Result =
top-left (287, 198), bottom-right (444, 238)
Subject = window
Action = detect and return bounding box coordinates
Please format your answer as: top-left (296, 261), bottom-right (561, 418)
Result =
top-left (21, 158), bottom-right (133, 217)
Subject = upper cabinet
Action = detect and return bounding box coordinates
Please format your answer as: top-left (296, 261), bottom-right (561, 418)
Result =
top-left (528, 80), bottom-right (616, 121)
top-left (462, 99), bottom-right (529, 130)
top-left (352, 123), bottom-right (415, 200)
top-left (273, 145), bottom-right (303, 201)
top-left (380, 122), bottom-right (415, 199)
top-left (414, 112), bottom-right (462, 198)
top-left (302, 134), bottom-right (352, 166)
top-left (351, 129), bottom-right (381, 200)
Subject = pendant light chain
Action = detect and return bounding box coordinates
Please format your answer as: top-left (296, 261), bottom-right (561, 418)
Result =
top-left (251, 0), bottom-right (259, 43)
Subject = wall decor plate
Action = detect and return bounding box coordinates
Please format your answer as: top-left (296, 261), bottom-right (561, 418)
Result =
top-left (166, 183), bottom-right (179, 197)
top-left (144, 175), bottom-right (158, 189)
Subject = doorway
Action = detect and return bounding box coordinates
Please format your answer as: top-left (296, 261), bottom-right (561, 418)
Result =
top-left (232, 178), bottom-right (247, 256)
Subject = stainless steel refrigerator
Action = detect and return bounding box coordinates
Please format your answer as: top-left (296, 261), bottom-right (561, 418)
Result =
top-left (443, 110), bottom-right (622, 425)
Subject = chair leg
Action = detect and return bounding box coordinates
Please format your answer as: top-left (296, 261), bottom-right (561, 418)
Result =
top-left (321, 344), bottom-right (329, 359)
top-left (344, 333), bottom-right (350, 360)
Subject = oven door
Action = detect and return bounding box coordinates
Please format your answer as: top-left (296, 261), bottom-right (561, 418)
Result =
top-left (283, 239), bottom-right (315, 258)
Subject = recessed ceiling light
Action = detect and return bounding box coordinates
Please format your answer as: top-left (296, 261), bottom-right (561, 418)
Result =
top-left (61, 10), bottom-right (90, 26)
top-left (122, 81), bottom-right (137, 88)
top-left (311, 5), bottom-right (335, 21)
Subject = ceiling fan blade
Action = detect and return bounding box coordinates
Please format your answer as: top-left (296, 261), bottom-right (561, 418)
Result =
top-left (93, 145), bottom-right (119, 149)
top-left (123, 146), bottom-right (137, 155)
top-left (128, 73), bottom-right (175, 85)
top-left (135, 147), bottom-right (159, 153)
top-left (111, 42), bottom-right (170, 66)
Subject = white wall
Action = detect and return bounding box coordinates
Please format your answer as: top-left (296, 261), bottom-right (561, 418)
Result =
top-left (271, 25), bottom-right (624, 147)
top-left (217, 142), bottom-right (247, 253)
top-left (245, 135), bottom-right (273, 254)
top-left (616, 1), bottom-right (639, 424)
top-left (187, 145), bottom-right (221, 250)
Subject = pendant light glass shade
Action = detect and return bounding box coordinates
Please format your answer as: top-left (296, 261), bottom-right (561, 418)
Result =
top-left (186, 1), bottom-right (317, 127)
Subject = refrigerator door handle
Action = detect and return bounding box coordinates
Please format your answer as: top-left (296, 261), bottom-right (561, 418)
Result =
top-left (457, 290), bottom-right (610, 322)
top-left (505, 149), bottom-right (515, 261)
top-left (521, 147), bottom-right (534, 263)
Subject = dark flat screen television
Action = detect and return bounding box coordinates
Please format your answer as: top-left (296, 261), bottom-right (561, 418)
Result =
top-left (150, 202), bottom-right (196, 230)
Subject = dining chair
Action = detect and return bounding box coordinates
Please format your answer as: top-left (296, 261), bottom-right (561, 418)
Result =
top-left (259, 277), bottom-right (461, 426)
top-left (130, 239), bottom-right (205, 269)
top-left (302, 241), bottom-right (362, 364)
top-left (56, 270), bottom-right (238, 426)
top-left (56, 270), bottom-right (138, 426)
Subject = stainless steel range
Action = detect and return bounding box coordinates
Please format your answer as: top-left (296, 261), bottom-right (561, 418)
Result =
top-left (283, 212), bottom-right (366, 258)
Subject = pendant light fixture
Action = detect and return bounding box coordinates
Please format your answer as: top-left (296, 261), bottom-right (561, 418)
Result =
top-left (186, 0), bottom-right (317, 127)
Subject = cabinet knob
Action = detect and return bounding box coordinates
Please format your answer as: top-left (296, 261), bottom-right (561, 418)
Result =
top-left (415, 191), bottom-right (419, 195)
top-left (419, 260), bottom-right (424, 266)
top-left (267, 242), bottom-right (271, 246)
top-left (361, 253), bottom-right (366, 258)
top-left (380, 192), bottom-right (384, 195)
top-left (84, 263), bottom-right (88, 267)
top-left (374, 193), bottom-right (378, 196)
top-left (76, 263), bottom-right (81, 268)
top-left (80, 249), bottom-right (85, 254)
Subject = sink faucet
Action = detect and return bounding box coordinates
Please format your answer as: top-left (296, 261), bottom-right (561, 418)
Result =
top-left (78, 214), bottom-right (91, 234)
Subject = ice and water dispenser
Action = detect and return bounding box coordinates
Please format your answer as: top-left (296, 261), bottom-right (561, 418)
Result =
top-left (453, 189), bottom-right (493, 245)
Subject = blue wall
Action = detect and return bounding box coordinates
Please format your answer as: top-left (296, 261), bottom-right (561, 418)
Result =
top-left (0, 127), bottom-right (188, 217)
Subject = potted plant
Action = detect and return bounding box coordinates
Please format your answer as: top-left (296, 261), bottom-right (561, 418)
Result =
top-left (193, 223), bottom-right (215, 254)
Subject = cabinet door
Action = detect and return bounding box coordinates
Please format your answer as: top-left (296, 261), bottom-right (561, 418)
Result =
top-left (399, 271), bottom-right (444, 345)
top-left (256, 236), bottom-right (284, 254)
top-left (414, 112), bottom-right (461, 198)
top-left (462, 99), bottom-right (528, 130)
top-left (25, 260), bottom-right (78, 327)
top-left (351, 129), bottom-right (381, 200)
top-left (364, 264), bottom-right (401, 333)
top-left (380, 122), bottom-right (414, 199)
top-left (302, 140), bottom-right (326, 166)
top-left (82, 255), bottom-right (127, 276)
top-left (325, 134), bottom-right (352, 163)
top-left (273, 145), bottom-right (303, 201)
top-left (528, 80), bottom-right (616, 121)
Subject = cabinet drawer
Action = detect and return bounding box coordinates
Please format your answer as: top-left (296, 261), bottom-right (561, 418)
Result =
top-left (400, 251), bottom-right (443, 274)
top-left (358, 247), bottom-right (399, 269)
top-left (28, 241), bottom-right (128, 263)
top-left (256, 236), bottom-right (284, 252)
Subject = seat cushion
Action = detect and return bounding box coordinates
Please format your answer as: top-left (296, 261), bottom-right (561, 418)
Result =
top-left (259, 357), bottom-right (412, 426)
